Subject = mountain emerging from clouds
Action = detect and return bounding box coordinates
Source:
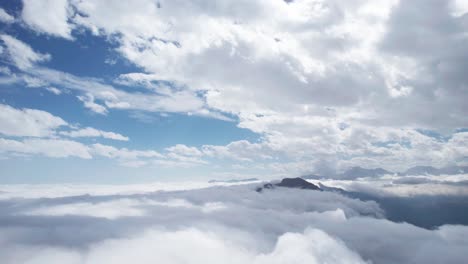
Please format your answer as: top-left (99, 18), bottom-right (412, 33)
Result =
top-left (0, 0), bottom-right (468, 263)
top-left (1, 178), bottom-right (468, 264)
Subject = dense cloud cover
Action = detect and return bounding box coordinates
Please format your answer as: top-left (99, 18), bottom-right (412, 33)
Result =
top-left (1, 181), bottom-right (468, 263)
top-left (1, 1), bottom-right (468, 261)
top-left (0, 0), bottom-right (467, 176)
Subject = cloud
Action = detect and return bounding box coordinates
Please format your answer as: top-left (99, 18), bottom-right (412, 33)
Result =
top-left (77, 93), bottom-right (108, 115)
top-left (3, 1), bottom-right (468, 173)
top-left (202, 140), bottom-right (274, 162)
top-left (60, 127), bottom-right (129, 141)
top-left (39, 0), bottom-right (466, 172)
top-left (0, 8), bottom-right (14, 23)
top-left (0, 34), bottom-right (51, 69)
top-left (0, 183), bottom-right (467, 263)
top-left (0, 227), bottom-right (367, 264)
top-left (254, 228), bottom-right (366, 264)
top-left (24, 198), bottom-right (146, 219)
top-left (163, 144), bottom-right (208, 166)
top-left (45, 86), bottom-right (62, 95)
top-left (0, 35), bottom-right (212, 117)
top-left (311, 172), bottom-right (468, 197)
top-left (0, 138), bottom-right (91, 159)
top-left (21, 0), bottom-right (73, 39)
top-left (0, 104), bottom-right (67, 137)
top-left (91, 143), bottom-right (163, 160)
top-left (451, 0), bottom-right (468, 16)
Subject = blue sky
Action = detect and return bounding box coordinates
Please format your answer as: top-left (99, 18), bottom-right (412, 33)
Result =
top-left (1, 0), bottom-right (468, 183)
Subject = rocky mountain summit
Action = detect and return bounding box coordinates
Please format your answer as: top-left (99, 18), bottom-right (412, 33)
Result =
top-left (256, 177), bottom-right (321, 192)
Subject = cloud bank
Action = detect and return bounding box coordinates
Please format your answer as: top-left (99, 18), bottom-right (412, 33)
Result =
top-left (0, 182), bottom-right (467, 263)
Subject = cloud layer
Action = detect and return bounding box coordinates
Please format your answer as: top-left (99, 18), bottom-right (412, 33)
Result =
top-left (0, 182), bottom-right (467, 263)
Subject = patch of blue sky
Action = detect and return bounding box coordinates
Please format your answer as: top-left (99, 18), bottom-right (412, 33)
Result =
top-left (0, 7), bottom-right (260, 151)
top-left (416, 129), bottom-right (450, 142)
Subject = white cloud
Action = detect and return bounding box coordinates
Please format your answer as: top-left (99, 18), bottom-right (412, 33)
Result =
top-left (53, 0), bottom-right (467, 172)
top-left (21, 0), bottom-right (73, 39)
top-left (0, 138), bottom-right (91, 159)
top-left (313, 173), bottom-right (468, 197)
top-left (0, 8), bottom-right (14, 23)
top-left (25, 198), bottom-right (146, 219)
top-left (91, 143), bottom-right (163, 160)
top-left (60, 127), bottom-right (129, 141)
top-left (45, 86), bottom-right (62, 95)
top-left (0, 183), bottom-right (467, 263)
top-left (202, 140), bottom-right (274, 162)
top-left (4, 1), bottom-right (468, 173)
top-left (254, 228), bottom-right (366, 264)
top-left (0, 104), bottom-right (66, 137)
top-left (0, 34), bottom-right (51, 69)
top-left (451, 0), bottom-right (468, 16)
top-left (23, 75), bottom-right (49, 88)
top-left (77, 93), bottom-right (108, 115)
top-left (166, 144), bottom-right (203, 159)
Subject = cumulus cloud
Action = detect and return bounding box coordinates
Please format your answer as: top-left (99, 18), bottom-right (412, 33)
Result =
top-left (17, 0), bottom-right (464, 172)
top-left (21, 0), bottom-right (73, 39)
top-left (2, 1), bottom-right (468, 172)
top-left (0, 183), bottom-right (467, 263)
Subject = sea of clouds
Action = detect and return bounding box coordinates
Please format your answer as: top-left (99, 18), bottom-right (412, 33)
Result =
top-left (1, 177), bottom-right (468, 264)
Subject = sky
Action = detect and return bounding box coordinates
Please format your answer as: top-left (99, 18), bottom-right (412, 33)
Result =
top-left (1, 0), bottom-right (468, 183)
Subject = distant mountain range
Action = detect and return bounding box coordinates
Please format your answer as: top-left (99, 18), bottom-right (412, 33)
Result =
top-left (302, 165), bottom-right (468, 180)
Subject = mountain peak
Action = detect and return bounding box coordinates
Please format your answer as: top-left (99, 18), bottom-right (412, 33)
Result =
top-left (256, 177), bottom-right (321, 192)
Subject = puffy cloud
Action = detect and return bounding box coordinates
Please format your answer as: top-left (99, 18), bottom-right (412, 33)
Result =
top-left (0, 104), bottom-right (66, 137)
top-left (254, 229), bottom-right (366, 264)
top-left (60, 127), bottom-right (129, 141)
top-left (163, 144), bottom-right (207, 166)
top-left (0, 227), bottom-right (367, 264)
top-left (21, 0), bottom-right (73, 39)
top-left (0, 35), bottom-right (211, 117)
top-left (166, 144), bottom-right (203, 157)
top-left (56, 0), bottom-right (467, 171)
top-left (4, 0), bottom-right (468, 172)
top-left (0, 34), bottom-right (51, 69)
